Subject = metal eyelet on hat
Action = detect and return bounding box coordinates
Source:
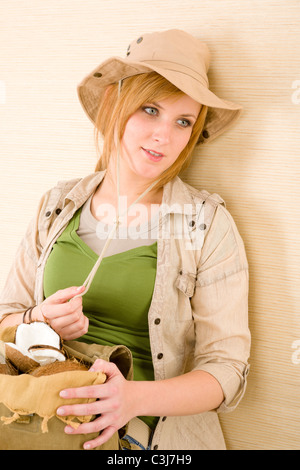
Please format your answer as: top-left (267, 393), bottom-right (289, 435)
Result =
top-left (136, 36), bottom-right (143, 44)
top-left (93, 72), bottom-right (102, 78)
top-left (202, 129), bottom-right (209, 139)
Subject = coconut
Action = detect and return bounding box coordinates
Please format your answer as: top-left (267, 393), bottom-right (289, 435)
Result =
top-left (27, 344), bottom-right (65, 365)
top-left (5, 322), bottom-right (66, 371)
top-left (5, 343), bottom-right (40, 373)
top-left (29, 359), bottom-right (89, 377)
top-left (0, 361), bottom-right (18, 375)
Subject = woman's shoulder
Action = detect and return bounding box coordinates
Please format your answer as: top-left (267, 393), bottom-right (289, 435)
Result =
top-left (38, 172), bottom-right (106, 208)
top-left (33, 172), bottom-right (105, 234)
top-left (179, 178), bottom-right (226, 206)
top-left (170, 176), bottom-right (227, 219)
top-left (51, 171), bottom-right (106, 196)
top-left (174, 177), bottom-right (245, 249)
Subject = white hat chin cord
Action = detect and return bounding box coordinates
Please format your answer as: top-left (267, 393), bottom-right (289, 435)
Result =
top-left (73, 80), bottom-right (159, 299)
top-left (76, 172), bottom-right (158, 298)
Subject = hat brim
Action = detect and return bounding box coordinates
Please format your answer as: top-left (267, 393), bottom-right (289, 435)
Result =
top-left (77, 56), bottom-right (242, 144)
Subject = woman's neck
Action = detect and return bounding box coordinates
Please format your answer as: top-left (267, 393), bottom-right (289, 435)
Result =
top-left (91, 169), bottom-right (163, 227)
top-left (100, 163), bottom-right (163, 207)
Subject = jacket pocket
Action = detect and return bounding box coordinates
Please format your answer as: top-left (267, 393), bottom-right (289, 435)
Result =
top-left (174, 270), bottom-right (196, 321)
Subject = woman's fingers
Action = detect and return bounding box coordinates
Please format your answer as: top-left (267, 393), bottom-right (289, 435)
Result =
top-left (64, 417), bottom-right (118, 450)
top-left (42, 295), bottom-right (83, 321)
top-left (83, 425), bottom-right (117, 450)
top-left (39, 288), bottom-right (89, 339)
top-left (46, 285), bottom-right (85, 305)
top-left (57, 400), bottom-right (101, 418)
top-left (89, 359), bottom-right (119, 377)
top-left (58, 382), bottom-right (115, 415)
top-left (58, 314), bottom-right (89, 340)
top-left (57, 362), bottom-right (124, 417)
top-left (60, 384), bottom-right (105, 400)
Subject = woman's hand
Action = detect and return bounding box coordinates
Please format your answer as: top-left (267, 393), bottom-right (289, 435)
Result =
top-left (33, 285), bottom-right (89, 340)
top-left (56, 359), bottom-right (136, 450)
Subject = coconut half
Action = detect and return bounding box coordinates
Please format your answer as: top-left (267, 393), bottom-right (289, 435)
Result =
top-left (30, 359), bottom-right (89, 377)
top-left (5, 322), bottom-right (66, 371)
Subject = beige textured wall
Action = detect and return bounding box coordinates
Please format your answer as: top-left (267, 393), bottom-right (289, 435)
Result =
top-left (1, 0), bottom-right (299, 450)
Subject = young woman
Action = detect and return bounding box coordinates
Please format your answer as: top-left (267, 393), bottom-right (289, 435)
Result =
top-left (0, 30), bottom-right (250, 450)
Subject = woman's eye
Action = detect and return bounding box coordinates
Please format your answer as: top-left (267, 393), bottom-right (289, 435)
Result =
top-left (142, 107), bottom-right (192, 128)
top-left (177, 119), bottom-right (191, 128)
top-left (143, 106), bottom-right (158, 116)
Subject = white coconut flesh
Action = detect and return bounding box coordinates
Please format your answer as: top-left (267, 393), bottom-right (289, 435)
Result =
top-left (6, 322), bottom-right (66, 366)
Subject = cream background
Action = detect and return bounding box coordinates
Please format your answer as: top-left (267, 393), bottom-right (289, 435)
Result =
top-left (0, 0), bottom-right (299, 450)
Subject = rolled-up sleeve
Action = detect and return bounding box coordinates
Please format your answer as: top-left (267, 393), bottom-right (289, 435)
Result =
top-left (0, 193), bottom-right (46, 321)
top-left (191, 204), bottom-right (251, 412)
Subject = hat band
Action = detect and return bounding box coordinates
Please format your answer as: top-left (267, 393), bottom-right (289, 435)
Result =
top-left (138, 59), bottom-right (209, 88)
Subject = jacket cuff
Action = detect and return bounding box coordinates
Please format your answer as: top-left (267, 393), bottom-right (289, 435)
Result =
top-left (195, 362), bottom-right (250, 413)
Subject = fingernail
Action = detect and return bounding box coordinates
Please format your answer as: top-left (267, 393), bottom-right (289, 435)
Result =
top-left (57, 407), bottom-right (65, 415)
top-left (84, 443), bottom-right (91, 450)
top-left (65, 426), bottom-right (74, 434)
top-left (60, 390), bottom-right (68, 398)
top-left (76, 285), bottom-right (85, 291)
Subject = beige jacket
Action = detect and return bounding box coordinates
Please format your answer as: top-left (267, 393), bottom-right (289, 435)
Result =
top-left (0, 171), bottom-right (250, 450)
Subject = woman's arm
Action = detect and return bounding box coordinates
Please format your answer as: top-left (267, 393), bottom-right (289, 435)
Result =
top-left (132, 369), bottom-right (224, 417)
top-left (56, 358), bottom-right (224, 450)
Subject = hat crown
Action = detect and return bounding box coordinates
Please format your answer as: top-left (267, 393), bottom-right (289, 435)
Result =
top-left (126, 29), bottom-right (211, 79)
top-left (77, 29), bottom-right (242, 145)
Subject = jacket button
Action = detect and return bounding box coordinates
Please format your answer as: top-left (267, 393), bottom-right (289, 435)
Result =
top-left (189, 220), bottom-right (195, 227)
top-left (154, 318), bottom-right (160, 325)
top-left (45, 211), bottom-right (51, 217)
top-left (157, 353), bottom-right (163, 360)
top-left (55, 208), bottom-right (62, 215)
top-left (199, 223), bottom-right (207, 230)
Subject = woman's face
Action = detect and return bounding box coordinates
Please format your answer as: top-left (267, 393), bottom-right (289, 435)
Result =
top-left (119, 94), bottom-right (201, 184)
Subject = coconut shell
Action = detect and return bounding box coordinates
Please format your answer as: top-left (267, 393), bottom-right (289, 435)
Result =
top-left (28, 345), bottom-right (66, 365)
top-left (0, 361), bottom-right (19, 375)
top-left (5, 343), bottom-right (39, 373)
top-left (29, 359), bottom-right (89, 377)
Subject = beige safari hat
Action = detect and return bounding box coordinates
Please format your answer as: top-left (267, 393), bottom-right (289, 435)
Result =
top-left (77, 29), bottom-right (242, 144)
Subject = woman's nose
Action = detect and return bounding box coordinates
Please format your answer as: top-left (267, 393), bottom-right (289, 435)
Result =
top-left (152, 121), bottom-right (171, 145)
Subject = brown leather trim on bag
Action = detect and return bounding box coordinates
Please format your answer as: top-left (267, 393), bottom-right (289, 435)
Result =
top-left (63, 340), bottom-right (133, 381)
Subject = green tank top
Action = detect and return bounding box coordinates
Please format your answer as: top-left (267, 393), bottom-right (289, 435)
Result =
top-left (43, 207), bottom-right (158, 429)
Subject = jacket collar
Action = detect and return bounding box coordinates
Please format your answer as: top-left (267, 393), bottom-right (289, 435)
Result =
top-left (63, 171), bottom-right (107, 208)
top-left (63, 170), bottom-right (203, 216)
top-left (161, 175), bottom-right (203, 215)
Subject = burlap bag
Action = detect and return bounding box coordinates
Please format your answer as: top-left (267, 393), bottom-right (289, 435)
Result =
top-left (0, 325), bottom-right (133, 450)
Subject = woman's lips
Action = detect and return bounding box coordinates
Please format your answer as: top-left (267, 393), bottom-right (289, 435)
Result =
top-left (142, 147), bottom-right (165, 162)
